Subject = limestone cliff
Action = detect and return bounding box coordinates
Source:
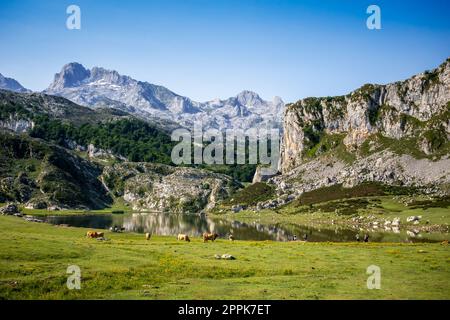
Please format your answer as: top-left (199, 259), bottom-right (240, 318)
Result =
top-left (276, 58), bottom-right (450, 195)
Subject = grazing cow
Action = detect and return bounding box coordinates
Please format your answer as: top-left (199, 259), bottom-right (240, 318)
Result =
top-left (203, 232), bottom-right (218, 242)
top-left (145, 233), bottom-right (151, 240)
top-left (229, 234), bottom-right (235, 241)
top-left (86, 231), bottom-right (104, 239)
top-left (177, 234), bottom-right (191, 242)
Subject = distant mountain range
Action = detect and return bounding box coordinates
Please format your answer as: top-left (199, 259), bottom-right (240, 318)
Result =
top-left (0, 73), bottom-right (30, 93)
top-left (42, 62), bottom-right (284, 132)
top-left (0, 58), bottom-right (448, 212)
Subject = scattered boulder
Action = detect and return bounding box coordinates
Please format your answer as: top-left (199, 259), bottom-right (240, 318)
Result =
top-left (0, 203), bottom-right (20, 215)
top-left (286, 194), bottom-right (296, 202)
top-left (232, 205), bottom-right (243, 213)
top-left (407, 230), bottom-right (416, 237)
top-left (252, 166), bottom-right (278, 183)
top-left (407, 216), bottom-right (421, 223)
top-left (25, 200), bottom-right (48, 210)
top-left (23, 216), bottom-right (44, 223)
top-left (110, 226), bottom-right (125, 233)
top-left (215, 254), bottom-right (236, 260)
top-left (392, 218), bottom-right (401, 227)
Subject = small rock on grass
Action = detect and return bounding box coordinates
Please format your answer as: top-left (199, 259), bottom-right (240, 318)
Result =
top-left (215, 254), bottom-right (236, 260)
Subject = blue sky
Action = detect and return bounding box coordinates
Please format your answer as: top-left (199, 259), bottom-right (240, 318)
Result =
top-left (0, 0), bottom-right (449, 102)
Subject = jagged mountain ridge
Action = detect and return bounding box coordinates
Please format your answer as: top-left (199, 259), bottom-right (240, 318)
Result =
top-left (44, 62), bottom-right (284, 132)
top-left (0, 73), bottom-right (30, 93)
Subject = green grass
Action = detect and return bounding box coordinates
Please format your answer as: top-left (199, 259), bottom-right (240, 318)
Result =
top-left (290, 182), bottom-right (419, 207)
top-left (213, 183), bottom-right (450, 234)
top-left (0, 216), bottom-right (449, 300)
top-left (303, 133), bottom-right (356, 164)
top-left (219, 196), bottom-right (450, 232)
top-left (219, 182), bottom-right (276, 207)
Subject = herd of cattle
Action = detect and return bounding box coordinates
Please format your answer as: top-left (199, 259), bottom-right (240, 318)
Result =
top-left (86, 230), bottom-right (229, 243)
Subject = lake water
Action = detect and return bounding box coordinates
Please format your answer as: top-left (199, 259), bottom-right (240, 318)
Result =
top-left (36, 212), bottom-right (448, 243)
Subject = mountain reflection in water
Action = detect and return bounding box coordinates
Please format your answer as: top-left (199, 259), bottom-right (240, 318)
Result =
top-left (39, 212), bottom-right (446, 243)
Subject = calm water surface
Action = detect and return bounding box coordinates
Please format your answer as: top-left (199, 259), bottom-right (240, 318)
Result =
top-left (37, 212), bottom-right (447, 243)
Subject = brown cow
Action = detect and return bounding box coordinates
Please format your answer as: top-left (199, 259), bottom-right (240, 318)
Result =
top-left (203, 232), bottom-right (218, 242)
top-left (86, 231), bottom-right (104, 239)
top-left (177, 234), bottom-right (190, 242)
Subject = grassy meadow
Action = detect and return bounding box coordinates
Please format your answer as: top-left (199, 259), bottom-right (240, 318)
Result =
top-left (0, 215), bottom-right (449, 300)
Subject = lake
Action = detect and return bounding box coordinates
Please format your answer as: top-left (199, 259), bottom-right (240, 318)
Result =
top-left (35, 212), bottom-right (448, 243)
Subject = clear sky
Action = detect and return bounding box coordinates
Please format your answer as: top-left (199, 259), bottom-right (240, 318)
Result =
top-left (0, 0), bottom-right (449, 103)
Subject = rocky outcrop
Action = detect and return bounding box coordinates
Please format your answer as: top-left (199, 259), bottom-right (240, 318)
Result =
top-left (0, 117), bottom-right (34, 133)
top-left (252, 166), bottom-right (278, 183)
top-left (276, 59), bottom-right (450, 197)
top-left (0, 130), bottom-right (112, 210)
top-left (270, 150), bottom-right (450, 198)
top-left (0, 203), bottom-right (20, 215)
top-left (102, 162), bottom-right (240, 213)
top-left (281, 58), bottom-right (450, 173)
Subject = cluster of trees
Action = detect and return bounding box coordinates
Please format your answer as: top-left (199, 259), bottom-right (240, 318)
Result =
top-left (28, 116), bottom-right (259, 182)
top-left (1, 100), bottom-right (262, 182)
top-left (195, 163), bottom-right (256, 183)
top-left (23, 114), bottom-right (264, 182)
top-left (30, 116), bottom-right (175, 164)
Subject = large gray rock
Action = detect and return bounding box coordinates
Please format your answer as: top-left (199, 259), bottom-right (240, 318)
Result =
top-left (0, 203), bottom-right (20, 215)
top-left (252, 166), bottom-right (278, 183)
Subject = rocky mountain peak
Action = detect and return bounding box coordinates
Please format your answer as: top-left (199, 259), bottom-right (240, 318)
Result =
top-left (236, 90), bottom-right (263, 106)
top-left (0, 73), bottom-right (30, 93)
top-left (89, 67), bottom-right (134, 86)
top-left (47, 62), bottom-right (91, 91)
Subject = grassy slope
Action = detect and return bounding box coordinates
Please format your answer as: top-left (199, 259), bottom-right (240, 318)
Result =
top-left (0, 216), bottom-right (449, 300)
top-left (214, 183), bottom-right (450, 233)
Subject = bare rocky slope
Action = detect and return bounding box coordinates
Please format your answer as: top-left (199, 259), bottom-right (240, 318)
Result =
top-left (102, 163), bottom-right (239, 213)
top-left (270, 58), bottom-right (450, 201)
